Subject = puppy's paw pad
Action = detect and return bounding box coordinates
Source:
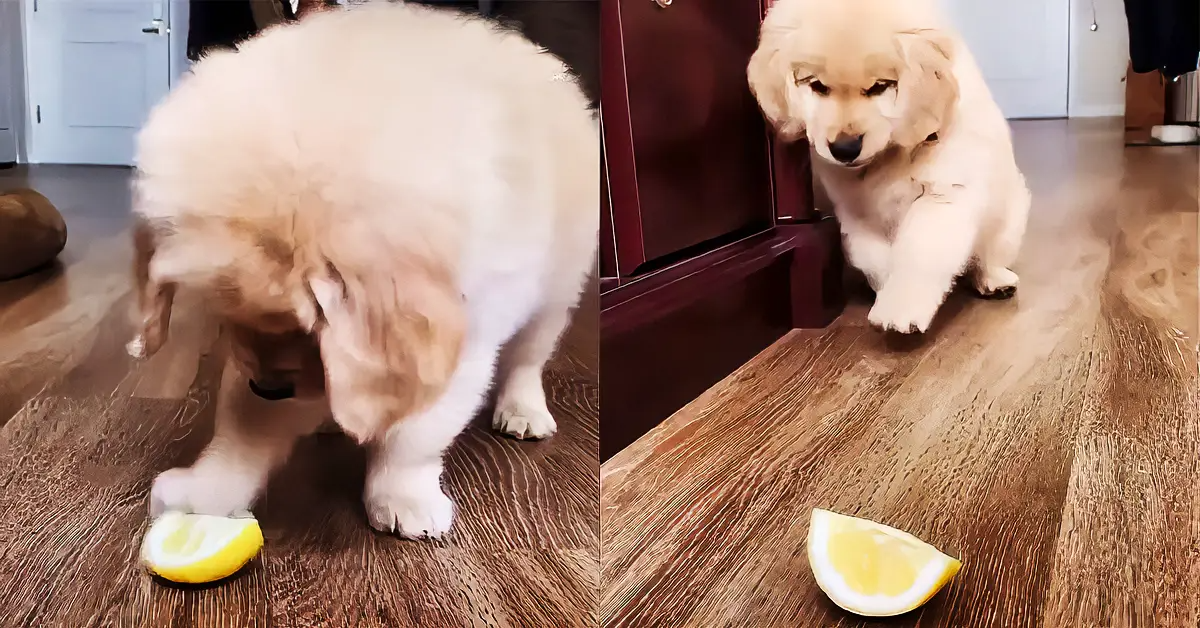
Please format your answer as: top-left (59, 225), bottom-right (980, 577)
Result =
top-left (492, 403), bottom-right (557, 440)
top-left (974, 268), bottom-right (1019, 300)
top-left (365, 487), bottom-right (454, 540)
top-left (977, 284), bottom-right (1017, 300)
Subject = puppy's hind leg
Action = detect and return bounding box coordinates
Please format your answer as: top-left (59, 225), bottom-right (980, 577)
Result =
top-left (971, 186), bottom-right (1030, 299)
top-left (492, 304), bottom-right (575, 440)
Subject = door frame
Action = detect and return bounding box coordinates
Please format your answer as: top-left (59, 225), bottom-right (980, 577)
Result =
top-left (18, 0), bottom-right (190, 165)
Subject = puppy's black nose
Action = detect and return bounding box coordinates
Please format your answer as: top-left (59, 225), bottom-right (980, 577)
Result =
top-left (828, 134), bottom-right (864, 164)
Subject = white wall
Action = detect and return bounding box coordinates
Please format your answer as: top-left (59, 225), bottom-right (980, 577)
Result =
top-left (1068, 0), bottom-right (1129, 117)
top-left (939, 0), bottom-right (1072, 118)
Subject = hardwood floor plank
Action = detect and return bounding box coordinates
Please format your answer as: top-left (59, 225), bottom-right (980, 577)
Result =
top-left (0, 395), bottom-right (270, 627)
top-left (601, 119), bottom-right (1199, 627)
top-left (1041, 153), bottom-right (1200, 626)
top-left (0, 164), bottom-right (598, 625)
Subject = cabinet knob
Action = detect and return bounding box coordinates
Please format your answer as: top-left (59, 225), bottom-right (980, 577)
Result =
top-left (652, 0), bottom-right (672, 7)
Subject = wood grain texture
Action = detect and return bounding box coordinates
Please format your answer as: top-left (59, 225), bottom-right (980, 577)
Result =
top-left (600, 221), bottom-right (844, 460)
top-left (601, 119), bottom-right (1200, 627)
top-left (0, 164), bottom-right (598, 625)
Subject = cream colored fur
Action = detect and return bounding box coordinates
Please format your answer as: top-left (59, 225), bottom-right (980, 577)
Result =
top-left (132, 4), bottom-right (598, 538)
top-left (748, 0), bottom-right (1030, 333)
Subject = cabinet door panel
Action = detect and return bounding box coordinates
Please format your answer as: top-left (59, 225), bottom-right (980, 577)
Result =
top-left (600, 136), bottom-right (619, 281)
top-left (619, 0), bottom-right (773, 268)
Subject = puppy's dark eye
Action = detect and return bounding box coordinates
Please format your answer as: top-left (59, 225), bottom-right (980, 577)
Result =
top-left (809, 80), bottom-right (831, 96)
top-left (864, 80), bottom-right (896, 97)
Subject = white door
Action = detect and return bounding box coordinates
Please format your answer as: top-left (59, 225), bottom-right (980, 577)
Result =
top-left (939, 0), bottom-right (1070, 119)
top-left (25, 0), bottom-right (171, 165)
top-left (0, 8), bottom-right (16, 163)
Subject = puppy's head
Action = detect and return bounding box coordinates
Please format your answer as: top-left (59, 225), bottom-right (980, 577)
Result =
top-left (747, 0), bottom-right (959, 167)
top-left (130, 214), bottom-right (465, 443)
top-left (130, 216), bottom-right (325, 397)
top-left (305, 251), bottom-right (465, 444)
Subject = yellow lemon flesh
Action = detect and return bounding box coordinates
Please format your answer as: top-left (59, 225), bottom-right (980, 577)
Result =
top-left (807, 508), bottom-right (961, 617)
top-left (141, 512), bottom-right (264, 584)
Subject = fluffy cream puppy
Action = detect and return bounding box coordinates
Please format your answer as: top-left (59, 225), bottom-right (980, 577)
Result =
top-left (748, 0), bottom-right (1030, 333)
top-left (129, 4), bottom-right (598, 538)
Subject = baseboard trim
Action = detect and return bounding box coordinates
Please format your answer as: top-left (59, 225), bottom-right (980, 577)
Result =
top-left (600, 220), bottom-right (844, 460)
top-left (1069, 104), bottom-right (1125, 118)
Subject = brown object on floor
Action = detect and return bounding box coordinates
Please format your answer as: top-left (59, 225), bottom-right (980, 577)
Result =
top-left (1124, 62), bottom-right (1167, 130)
top-left (0, 188), bottom-right (67, 280)
top-left (602, 119), bottom-right (1200, 627)
top-left (0, 165), bottom-right (598, 626)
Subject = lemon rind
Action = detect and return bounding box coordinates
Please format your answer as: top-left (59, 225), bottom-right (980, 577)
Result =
top-left (807, 508), bottom-right (961, 618)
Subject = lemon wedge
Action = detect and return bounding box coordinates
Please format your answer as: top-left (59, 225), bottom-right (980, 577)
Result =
top-left (141, 512), bottom-right (264, 584)
top-left (807, 508), bottom-right (961, 617)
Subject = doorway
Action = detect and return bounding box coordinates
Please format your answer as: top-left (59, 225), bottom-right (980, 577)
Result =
top-left (23, 0), bottom-right (174, 166)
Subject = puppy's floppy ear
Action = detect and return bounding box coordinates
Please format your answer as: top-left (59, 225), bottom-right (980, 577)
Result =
top-left (127, 217), bottom-right (176, 359)
top-left (308, 256), bottom-right (465, 444)
top-left (894, 29), bottom-right (959, 148)
top-left (127, 217), bottom-right (251, 358)
top-left (747, 22), bottom-right (806, 141)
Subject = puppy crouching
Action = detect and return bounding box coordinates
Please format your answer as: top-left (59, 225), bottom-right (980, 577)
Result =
top-left (123, 1), bottom-right (598, 539)
top-left (128, 209), bottom-right (465, 444)
top-left (745, 0), bottom-right (1029, 335)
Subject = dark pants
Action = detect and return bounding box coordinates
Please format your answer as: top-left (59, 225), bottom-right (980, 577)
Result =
top-left (187, 0), bottom-right (259, 61)
top-left (1124, 0), bottom-right (1200, 78)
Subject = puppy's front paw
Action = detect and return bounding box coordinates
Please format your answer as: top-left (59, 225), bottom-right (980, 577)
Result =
top-left (867, 281), bottom-right (945, 334)
top-left (149, 467), bottom-right (257, 518)
top-left (364, 475), bottom-right (454, 539)
top-left (492, 401), bottom-right (557, 440)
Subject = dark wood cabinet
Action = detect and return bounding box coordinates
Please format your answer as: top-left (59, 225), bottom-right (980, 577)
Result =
top-left (611, 0), bottom-right (774, 272)
top-left (600, 0), bottom-right (844, 460)
top-left (600, 135), bottom-right (619, 287)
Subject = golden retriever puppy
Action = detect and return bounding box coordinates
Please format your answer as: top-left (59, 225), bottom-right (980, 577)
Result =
top-left (748, 0), bottom-right (1030, 333)
top-left (128, 4), bottom-right (598, 538)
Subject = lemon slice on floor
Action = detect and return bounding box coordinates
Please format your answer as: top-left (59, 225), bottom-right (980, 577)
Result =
top-left (141, 512), bottom-right (264, 584)
top-left (807, 508), bottom-right (961, 617)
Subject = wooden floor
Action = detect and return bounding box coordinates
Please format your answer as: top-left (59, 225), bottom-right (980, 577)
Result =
top-left (0, 163), bottom-right (598, 625)
top-left (602, 119), bottom-right (1200, 627)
